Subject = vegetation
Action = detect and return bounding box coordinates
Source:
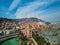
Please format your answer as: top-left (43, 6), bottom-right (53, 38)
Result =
top-left (18, 30), bottom-right (27, 45)
top-left (32, 32), bottom-right (50, 45)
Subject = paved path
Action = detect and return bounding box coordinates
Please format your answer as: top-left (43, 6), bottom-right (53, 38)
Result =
top-left (31, 37), bottom-right (38, 45)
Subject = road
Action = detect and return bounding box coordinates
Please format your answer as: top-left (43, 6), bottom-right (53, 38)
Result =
top-left (0, 33), bottom-right (18, 42)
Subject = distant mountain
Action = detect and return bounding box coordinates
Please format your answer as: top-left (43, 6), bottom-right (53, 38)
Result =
top-left (15, 18), bottom-right (51, 24)
top-left (0, 18), bottom-right (16, 23)
top-left (0, 17), bottom-right (51, 24)
top-left (15, 17), bottom-right (45, 22)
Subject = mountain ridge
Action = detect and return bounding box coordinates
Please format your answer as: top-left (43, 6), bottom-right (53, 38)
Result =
top-left (0, 17), bottom-right (50, 24)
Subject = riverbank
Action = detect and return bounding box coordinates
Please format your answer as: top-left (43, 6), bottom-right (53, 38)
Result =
top-left (0, 37), bottom-right (19, 45)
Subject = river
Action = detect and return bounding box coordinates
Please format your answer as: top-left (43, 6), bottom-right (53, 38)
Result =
top-left (0, 37), bottom-right (19, 45)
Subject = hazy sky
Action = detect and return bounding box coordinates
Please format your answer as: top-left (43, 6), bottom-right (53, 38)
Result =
top-left (0, 0), bottom-right (60, 22)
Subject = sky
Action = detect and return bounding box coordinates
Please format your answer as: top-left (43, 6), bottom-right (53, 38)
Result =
top-left (0, 0), bottom-right (60, 22)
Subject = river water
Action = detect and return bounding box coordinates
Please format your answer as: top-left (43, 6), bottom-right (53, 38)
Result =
top-left (0, 37), bottom-right (19, 45)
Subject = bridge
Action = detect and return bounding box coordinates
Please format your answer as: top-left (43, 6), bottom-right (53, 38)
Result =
top-left (0, 33), bottom-right (18, 43)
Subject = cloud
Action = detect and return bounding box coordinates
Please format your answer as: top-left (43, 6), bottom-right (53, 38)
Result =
top-left (9, 0), bottom-right (21, 11)
top-left (15, 0), bottom-right (59, 19)
top-left (38, 10), bottom-right (60, 22)
top-left (15, 1), bottom-right (49, 18)
top-left (37, 0), bottom-right (59, 2)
